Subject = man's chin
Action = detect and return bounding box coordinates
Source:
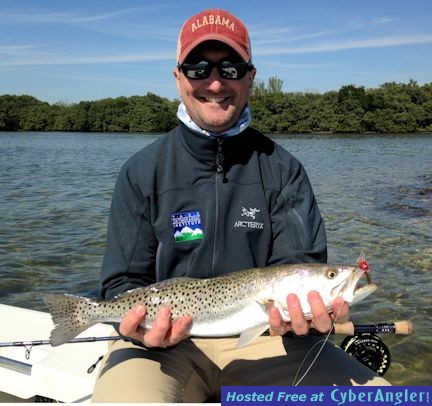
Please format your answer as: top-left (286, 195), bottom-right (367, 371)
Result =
top-left (199, 113), bottom-right (238, 133)
top-left (200, 120), bottom-right (235, 133)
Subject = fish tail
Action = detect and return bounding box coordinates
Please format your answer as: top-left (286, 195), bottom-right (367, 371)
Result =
top-left (43, 293), bottom-right (100, 346)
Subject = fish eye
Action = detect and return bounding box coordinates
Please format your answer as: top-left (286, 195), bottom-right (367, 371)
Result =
top-left (326, 269), bottom-right (338, 279)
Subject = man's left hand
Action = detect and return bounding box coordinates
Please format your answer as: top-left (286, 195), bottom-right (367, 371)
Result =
top-left (269, 291), bottom-right (349, 336)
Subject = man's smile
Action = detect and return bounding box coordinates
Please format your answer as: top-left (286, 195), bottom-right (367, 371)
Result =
top-left (199, 96), bottom-right (230, 104)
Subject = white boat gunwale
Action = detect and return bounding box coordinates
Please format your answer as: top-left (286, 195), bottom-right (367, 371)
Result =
top-left (0, 303), bottom-right (114, 403)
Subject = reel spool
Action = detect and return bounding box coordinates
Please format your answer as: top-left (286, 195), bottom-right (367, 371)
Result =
top-left (341, 333), bottom-right (391, 376)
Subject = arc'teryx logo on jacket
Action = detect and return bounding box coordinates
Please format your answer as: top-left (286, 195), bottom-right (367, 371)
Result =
top-left (241, 207), bottom-right (260, 219)
top-left (234, 207), bottom-right (264, 229)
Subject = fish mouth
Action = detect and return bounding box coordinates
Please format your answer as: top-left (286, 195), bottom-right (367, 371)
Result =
top-left (332, 267), bottom-right (377, 304)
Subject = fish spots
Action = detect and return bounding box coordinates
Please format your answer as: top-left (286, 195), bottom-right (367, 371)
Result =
top-left (44, 262), bottom-right (373, 346)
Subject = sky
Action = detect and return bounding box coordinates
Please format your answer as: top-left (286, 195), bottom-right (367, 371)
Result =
top-left (1, 0), bottom-right (431, 104)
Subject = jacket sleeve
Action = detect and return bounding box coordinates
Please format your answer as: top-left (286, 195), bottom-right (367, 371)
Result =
top-left (268, 159), bottom-right (327, 265)
top-left (99, 162), bottom-right (158, 300)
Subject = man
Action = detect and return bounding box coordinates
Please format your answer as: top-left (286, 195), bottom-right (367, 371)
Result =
top-left (92, 8), bottom-right (389, 403)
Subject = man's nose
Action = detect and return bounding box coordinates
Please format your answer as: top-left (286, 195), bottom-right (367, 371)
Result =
top-left (205, 68), bottom-right (224, 91)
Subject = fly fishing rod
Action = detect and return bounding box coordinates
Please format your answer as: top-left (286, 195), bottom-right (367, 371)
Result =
top-left (0, 335), bottom-right (122, 362)
top-left (0, 335), bottom-right (122, 349)
top-left (0, 320), bottom-right (413, 349)
top-left (1, 320), bottom-right (412, 376)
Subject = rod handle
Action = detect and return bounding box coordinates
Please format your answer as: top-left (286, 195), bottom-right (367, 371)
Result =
top-left (394, 320), bottom-right (414, 335)
top-left (332, 320), bottom-right (413, 335)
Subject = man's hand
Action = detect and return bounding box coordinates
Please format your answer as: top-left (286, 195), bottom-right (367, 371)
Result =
top-left (269, 291), bottom-right (349, 336)
top-left (119, 305), bottom-right (192, 348)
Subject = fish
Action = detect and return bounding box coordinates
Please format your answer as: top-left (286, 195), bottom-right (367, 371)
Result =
top-left (43, 261), bottom-right (377, 347)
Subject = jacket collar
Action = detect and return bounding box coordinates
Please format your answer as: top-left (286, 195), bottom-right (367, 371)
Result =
top-left (176, 101), bottom-right (252, 139)
top-left (176, 122), bottom-right (221, 165)
top-left (175, 122), bottom-right (272, 174)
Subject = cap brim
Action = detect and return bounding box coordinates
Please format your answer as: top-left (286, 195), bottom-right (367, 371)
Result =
top-left (178, 33), bottom-right (250, 64)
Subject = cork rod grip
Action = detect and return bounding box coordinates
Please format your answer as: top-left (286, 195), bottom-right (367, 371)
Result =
top-left (393, 320), bottom-right (414, 335)
top-left (332, 320), bottom-right (413, 335)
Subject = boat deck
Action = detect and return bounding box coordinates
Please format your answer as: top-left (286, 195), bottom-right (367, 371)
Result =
top-left (0, 304), bottom-right (114, 403)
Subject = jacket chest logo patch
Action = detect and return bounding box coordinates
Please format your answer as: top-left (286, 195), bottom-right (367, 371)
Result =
top-left (241, 207), bottom-right (260, 219)
top-left (171, 210), bottom-right (204, 243)
top-left (234, 207), bottom-right (264, 229)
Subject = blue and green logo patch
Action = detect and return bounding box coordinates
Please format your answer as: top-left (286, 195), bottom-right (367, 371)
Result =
top-left (171, 210), bottom-right (204, 243)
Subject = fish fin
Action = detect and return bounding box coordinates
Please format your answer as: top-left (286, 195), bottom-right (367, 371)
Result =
top-left (274, 299), bottom-right (288, 312)
top-left (236, 324), bottom-right (269, 348)
top-left (257, 298), bottom-right (290, 322)
top-left (43, 293), bottom-right (99, 347)
top-left (256, 297), bottom-right (275, 312)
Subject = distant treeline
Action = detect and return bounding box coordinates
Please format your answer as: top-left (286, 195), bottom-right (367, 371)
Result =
top-left (1, 79), bottom-right (431, 133)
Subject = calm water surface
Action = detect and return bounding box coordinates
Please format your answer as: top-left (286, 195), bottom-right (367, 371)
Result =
top-left (0, 131), bottom-right (431, 385)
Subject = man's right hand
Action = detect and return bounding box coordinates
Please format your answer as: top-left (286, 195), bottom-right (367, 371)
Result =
top-left (119, 305), bottom-right (192, 348)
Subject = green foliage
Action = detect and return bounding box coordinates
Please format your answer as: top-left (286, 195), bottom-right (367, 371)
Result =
top-left (0, 93), bottom-right (178, 133)
top-left (1, 79), bottom-right (431, 133)
top-left (250, 78), bottom-right (432, 133)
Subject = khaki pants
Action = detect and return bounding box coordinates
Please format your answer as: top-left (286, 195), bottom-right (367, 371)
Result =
top-left (92, 335), bottom-right (390, 403)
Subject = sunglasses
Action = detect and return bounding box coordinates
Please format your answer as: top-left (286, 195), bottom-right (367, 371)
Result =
top-left (177, 60), bottom-right (254, 80)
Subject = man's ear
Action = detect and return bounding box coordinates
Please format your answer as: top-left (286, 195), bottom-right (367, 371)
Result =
top-left (250, 68), bottom-right (256, 84)
top-left (173, 68), bottom-right (182, 97)
top-left (248, 69), bottom-right (256, 92)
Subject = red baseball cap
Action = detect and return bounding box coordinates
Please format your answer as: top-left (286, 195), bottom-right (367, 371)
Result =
top-left (177, 9), bottom-right (252, 64)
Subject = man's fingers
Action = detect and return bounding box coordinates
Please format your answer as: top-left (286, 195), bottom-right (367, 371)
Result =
top-left (167, 315), bottom-right (192, 345)
top-left (332, 296), bottom-right (350, 323)
top-left (269, 305), bottom-right (289, 336)
top-left (143, 306), bottom-right (172, 347)
top-left (287, 294), bottom-right (309, 335)
top-left (308, 291), bottom-right (333, 333)
top-left (119, 305), bottom-right (192, 348)
top-left (119, 305), bottom-right (146, 337)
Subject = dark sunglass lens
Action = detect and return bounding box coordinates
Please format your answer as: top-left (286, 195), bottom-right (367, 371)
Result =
top-left (220, 62), bottom-right (239, 79)
top-left (182, 62), bottom-right (210, 79)
top-left (220, 62), bottom-right (248, 79)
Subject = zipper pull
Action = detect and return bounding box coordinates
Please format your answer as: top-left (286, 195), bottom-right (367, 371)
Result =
top-left (216, 139), bottom-right (224, 173)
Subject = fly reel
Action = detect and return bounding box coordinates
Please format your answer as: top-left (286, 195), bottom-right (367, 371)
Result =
top-left (341, 333), bottom-right (391, 376)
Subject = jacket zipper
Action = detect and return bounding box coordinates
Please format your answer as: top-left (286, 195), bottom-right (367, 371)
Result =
top-left (285, 192), bottom-right (308, 249)
top-left (212, 138), bottom-right (224, 275)
top-left (155, 242), bottom-right (163, 282)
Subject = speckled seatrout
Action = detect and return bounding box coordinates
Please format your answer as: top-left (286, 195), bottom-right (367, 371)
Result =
top-left (43, 261), bottom-right (376, 347)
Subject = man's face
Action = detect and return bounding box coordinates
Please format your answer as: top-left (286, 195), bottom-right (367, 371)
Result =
top-left (174, 42), bottom-right (256, 133)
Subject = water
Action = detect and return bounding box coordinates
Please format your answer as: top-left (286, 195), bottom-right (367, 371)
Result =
top-left (0, 131), bottom-right (431, 385)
